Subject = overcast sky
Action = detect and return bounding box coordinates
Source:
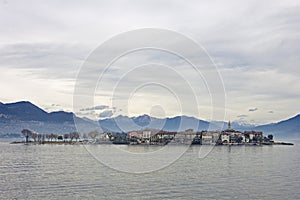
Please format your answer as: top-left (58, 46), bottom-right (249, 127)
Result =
top-left (0, 0), bottom-right (299, 124)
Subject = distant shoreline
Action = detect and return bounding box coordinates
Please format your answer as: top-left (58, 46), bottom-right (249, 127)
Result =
top-left (9, 140), bottom-right (294, 146)
top-left (10, 141), bottom-right (85, 145)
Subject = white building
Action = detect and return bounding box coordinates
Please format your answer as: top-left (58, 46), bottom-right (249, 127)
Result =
top-left (221, 134), bottom-right (230, 143)
top-left (142, 130), bottom-right (151, 139)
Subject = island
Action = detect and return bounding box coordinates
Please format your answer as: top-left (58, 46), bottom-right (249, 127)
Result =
top-left (11, 121), bottom-right (293, 146)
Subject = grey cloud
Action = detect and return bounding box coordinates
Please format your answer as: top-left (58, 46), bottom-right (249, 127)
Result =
top-left (249, 108), bottom-right (258, 112)
top-left (80, 111), bottom-right (96, 115)
top-left (94, 105), bottom-right (109, 110)
top-left (237, 114), bottom-right (248, 118)
top-left (0, 0), bottom-right (299, 124)
top-left (79, 105), bottom-right (109, 111)
top-left (0, 43), bottom-right (88, 80)
top-left (99, 110), bottom-right (113, 118)
top-left (268, 111), bottom-right (274, 114)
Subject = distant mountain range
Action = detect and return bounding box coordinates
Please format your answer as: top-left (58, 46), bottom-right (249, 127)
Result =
top-left (255, 114), bottom-right (300, 139)
top-left (0, 101), bottom-right (299, 138)
top-left (99, 114), bottom-right (211, 133)
top-left (0, 101), bottom-right (99, 136)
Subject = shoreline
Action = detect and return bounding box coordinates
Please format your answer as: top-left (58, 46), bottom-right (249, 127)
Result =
top-left (10, 141), bottom-right (294, 146)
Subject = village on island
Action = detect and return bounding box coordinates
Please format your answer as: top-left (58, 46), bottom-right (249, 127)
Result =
top-left (16, 121), bottom-right (293, 146)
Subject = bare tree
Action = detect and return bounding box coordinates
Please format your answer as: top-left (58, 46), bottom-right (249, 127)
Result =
top-left (69, 132), bottom-right (80, 142)
top-left (67, 132), bottom-right (81, 142)
top-left (64, 133), bottom-right (69, 142)
top-left (32, 133), bottom-right (38, 142)
top-left (88, 131), bottom-right (98, 141)
top-left (45, 134), bottom-right (51, 142)
top-left (69, 132), bottom-right (75, 142)
top-left (21, 129), bottom-right (33, 143)
top-left (74, 132), bottom-right (80, 141)
top-left (49, 133), bottom-right (58, 142)
top-left (37, 134), bottom-right (42, 142)
top-left (82, 133), bottom-right (88, 142)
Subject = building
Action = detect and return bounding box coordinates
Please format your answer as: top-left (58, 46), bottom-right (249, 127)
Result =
top-left (202, 135), bottom-right (213, 144)
top-left (221, 121), bottom-right (244, 143)
top-left (243, 131), bottom-right (263, 142)
top-left (221, 133), bottom-right (230, 143)
top-left (142, 129), bottom-right (151, 139)
top-left (128, 131), bottom-right (143, 139)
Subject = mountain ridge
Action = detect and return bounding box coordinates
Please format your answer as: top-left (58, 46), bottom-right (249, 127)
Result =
top-left (255, 114), bottom-right (300, 138)
top-left (0, 101), bottom-right (299, 138)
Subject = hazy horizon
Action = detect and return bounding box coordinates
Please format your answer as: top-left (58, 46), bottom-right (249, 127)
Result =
top-left (0, 99), bottom-right (299, 127)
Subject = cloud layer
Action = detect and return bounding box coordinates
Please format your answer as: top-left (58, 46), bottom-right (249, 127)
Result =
top-left (0, 0), bottom-right (299, 124)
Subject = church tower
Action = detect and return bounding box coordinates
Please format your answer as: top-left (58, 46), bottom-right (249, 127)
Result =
top-left (228, 120), bottom-right (232, 130)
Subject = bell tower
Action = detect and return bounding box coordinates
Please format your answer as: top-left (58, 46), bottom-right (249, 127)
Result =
top-left (228, 120), bottom-right (232, 130)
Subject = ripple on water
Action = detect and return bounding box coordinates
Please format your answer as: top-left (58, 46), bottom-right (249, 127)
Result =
top-left (0, 141), bottom-right (299, 199)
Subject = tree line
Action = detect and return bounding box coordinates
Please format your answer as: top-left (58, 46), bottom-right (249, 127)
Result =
top-left (21, 129), bottom-right (101, 143)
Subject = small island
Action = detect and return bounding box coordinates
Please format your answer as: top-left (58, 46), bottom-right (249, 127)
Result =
top-left (11, 121), bottom-right (293, 146)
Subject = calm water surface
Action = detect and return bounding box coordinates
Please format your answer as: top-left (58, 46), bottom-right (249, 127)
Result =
top-left (0, 139), bottom-right (299, 199)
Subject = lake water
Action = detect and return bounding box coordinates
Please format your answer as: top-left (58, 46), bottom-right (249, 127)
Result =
top-left (0, 139), bottom-right (299, 199)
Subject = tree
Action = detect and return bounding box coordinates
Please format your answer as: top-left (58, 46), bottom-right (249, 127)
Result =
top-left (37, 134), bottom-right (42, 142)
top-left (32, 133), bottom-right (38, 142)
top-left (69, 132), bottom-right (80, 142)
top-left (21, 129), bottom-right (33, 143)
top-left (88, 131), bottom-right (98, 140)
top-left (50, 133), bottom-right (55, 141)
top-left (64, 133), bottom-right (69, 142)
top-left (82, 133), bottom-right (88, 140)
top-left (267, 134), bottom-right (274, 141)
top-left (236, 136), bottom-right (243, 143)
top-left (74, 132), bottom-right (80, 141)
top-left (69, 132), bottom-right (75, 142)
top-left (45, 134), bottom-right (51, 142)
top-left (41, 134), bottom-right (45, 143)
